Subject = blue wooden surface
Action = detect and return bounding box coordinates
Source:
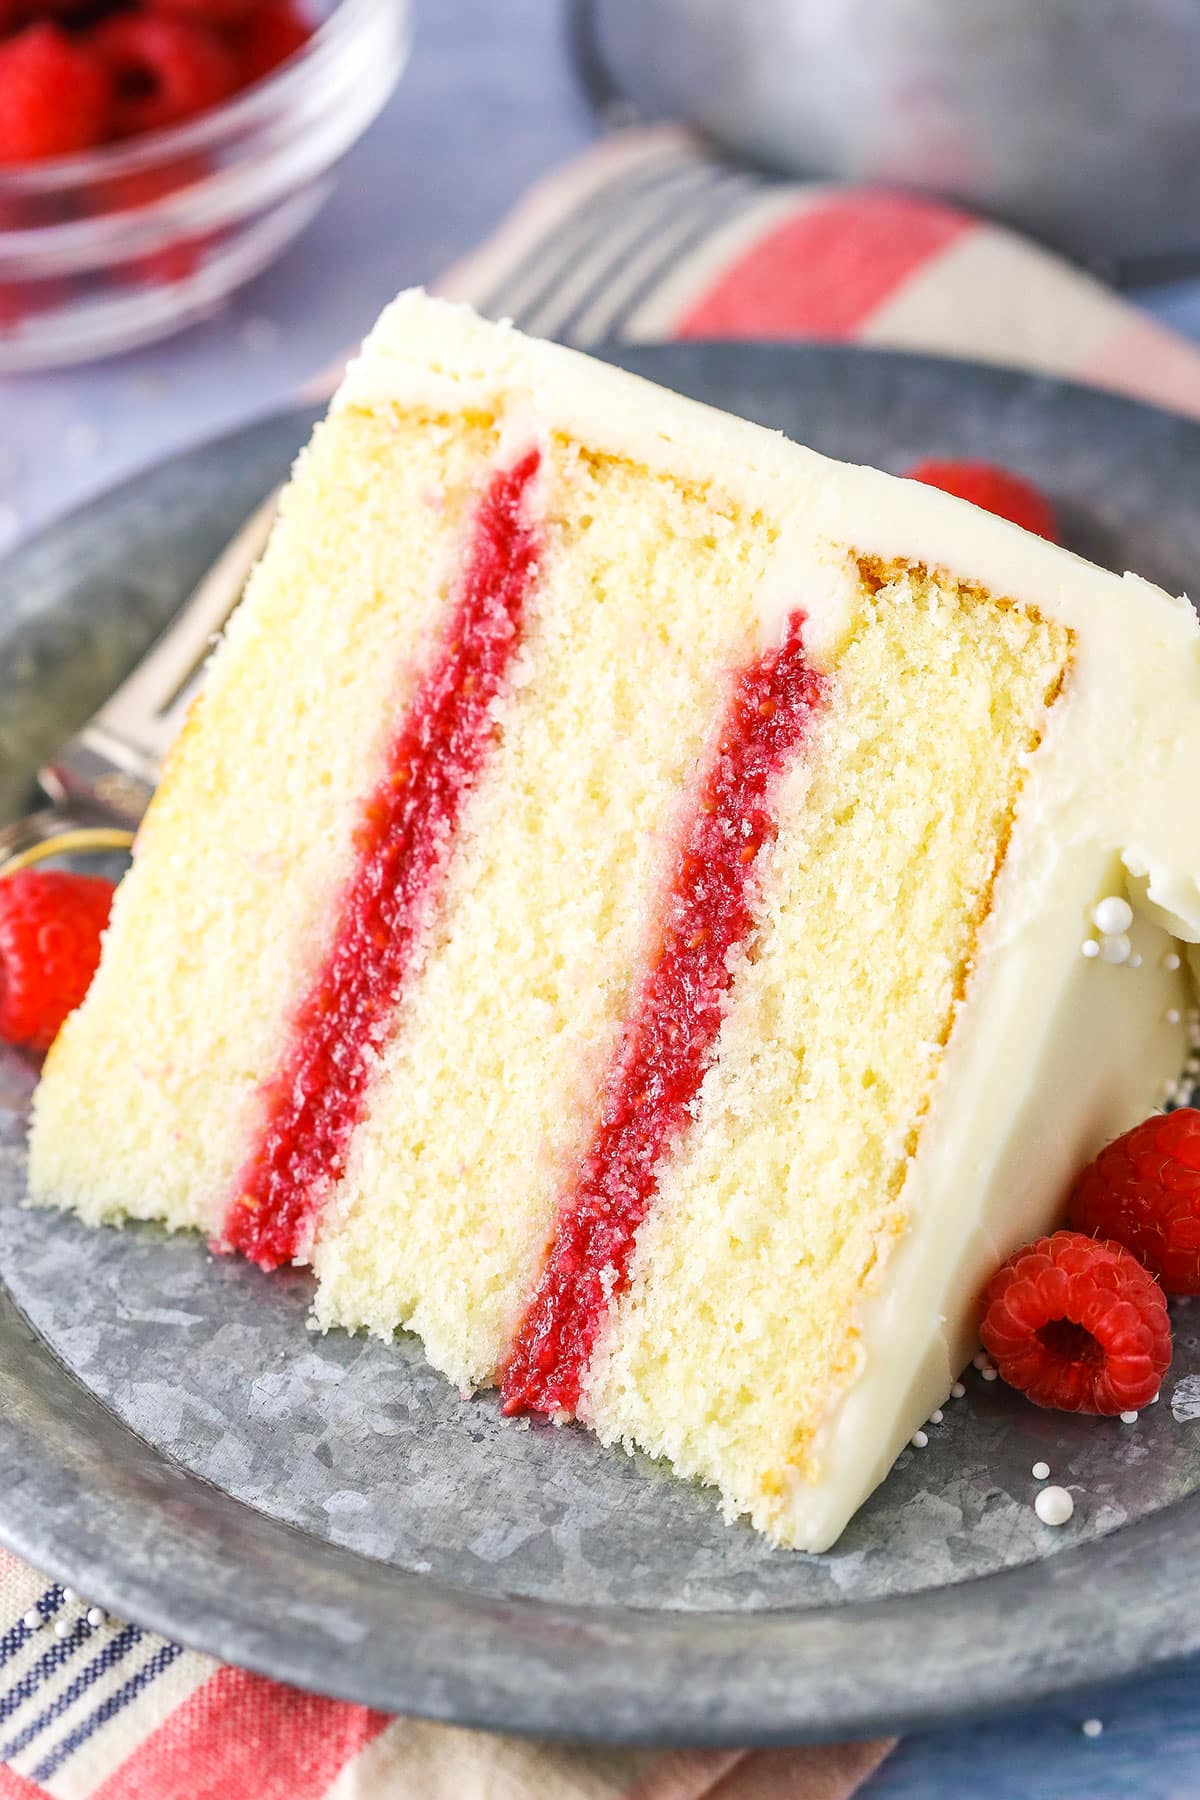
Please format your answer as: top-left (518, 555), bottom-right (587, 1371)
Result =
top-left (2, 1), bottom-right (1199, 1788)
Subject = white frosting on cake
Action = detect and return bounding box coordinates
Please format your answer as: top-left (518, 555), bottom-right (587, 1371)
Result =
top-left (340, 291), bottom-right (1200, 1549)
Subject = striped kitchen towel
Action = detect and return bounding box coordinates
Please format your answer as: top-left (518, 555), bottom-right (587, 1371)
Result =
top-left (9, 119), bottom-right (1200, 1800)
top-left (432, 122), bottom-right (1200, 417)
top-left (0, 1552), bottom-right (891, 1799)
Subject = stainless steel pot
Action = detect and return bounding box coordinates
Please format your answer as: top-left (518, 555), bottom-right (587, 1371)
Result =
top-left (577, 0), bottom-right (1200, 271)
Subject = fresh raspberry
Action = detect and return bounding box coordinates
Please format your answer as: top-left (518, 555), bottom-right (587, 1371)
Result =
top-left (146, 0), bottom-right (265, 28)
top-left (981, 1229), bottom-right (1171, 1414)
top-left (90, 14), bottom-right (237, 138)
top-left (229, 0), bottom-right (312, 86)
top-left (0, 274), bottom-right (72, 333)
top-left (905, 458), bottom-right (1058, 541)
top-left (1069, 1109), bottom-right (1200, 1296)
top-left (89, 153), bottom-right (207, 216)
top-left (0, 870), bottom-right (114, 1054)
top-left (95, 157), bottom-right (213, 286)
top-left (0, 24), bottom-right (111, 165)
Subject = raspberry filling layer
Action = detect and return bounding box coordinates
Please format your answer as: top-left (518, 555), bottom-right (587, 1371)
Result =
top-left (501, 610), bottom-right (826, 1416)
top-left (225, 448), bottom-right (543, 1268)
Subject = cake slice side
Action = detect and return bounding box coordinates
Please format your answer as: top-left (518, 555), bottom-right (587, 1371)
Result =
top-left (581, 557), bottom-right (1187, 1547)
top-left (310, 438), bottom-right (790, 1387)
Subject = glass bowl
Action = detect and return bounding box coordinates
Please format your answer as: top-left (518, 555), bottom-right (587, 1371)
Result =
top-left (0, 0), bottom-right (409, 373)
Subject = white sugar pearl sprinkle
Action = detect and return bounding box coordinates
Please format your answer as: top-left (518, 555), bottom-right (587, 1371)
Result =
top-left (1081, 938), bottom-right (1100, 959)
top-left (21, 1609), bottom-right (40, 1632)
top-left (1167, 1009), bottom-right (1182, 1026)
top-left (972, 1351), bottom-right (991, 1370)
top-left (1098, 932), bottom-right (1132, 965)
top-left (1164, 952), bottom-right (1182, 972)
top-left (86, 1607), bottom-right (105, 1629)
top-left (950, 1380), bottom-right (966, 1398)
top-left (1081, 1718), bottom-right (1103, 1739)
top-left (981, 1366), bottom-right (999, 1381)
top-left (910, 1430), bottom-right (928, 1448)
top-left (1120, 1410), bottom-right (1139, 1424)
top-left (53, 1619), bottom-right (70, 1640)
top-left (1032, 1461), bottom-right (1050, 1480)
top-left (928, 1408), bottom-right (943, 1424)
top-left (1092, 897), bottom-right (1133, 936)
top-left (1035, 1485), bottom-right (1074, 1526)
top-left (61, 1588), bottom-right (77, 1606)
top-left (1129, 953), bottom-right (1143, 968)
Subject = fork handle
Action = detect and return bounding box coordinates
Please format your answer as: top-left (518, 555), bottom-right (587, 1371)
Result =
top-left (0, 808), bottom-right (135, 878)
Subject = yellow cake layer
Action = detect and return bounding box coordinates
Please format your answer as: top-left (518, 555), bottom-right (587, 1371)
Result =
top-left (583, 563), bottom-right (1072, 1544)
top-left (311, 442), bottom-right (780, 1387)
top-left (30, 406), bottom-right (500, 1232)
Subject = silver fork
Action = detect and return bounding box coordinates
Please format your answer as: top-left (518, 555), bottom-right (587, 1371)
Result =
top-left (0, 493), bottom-right (277, 877)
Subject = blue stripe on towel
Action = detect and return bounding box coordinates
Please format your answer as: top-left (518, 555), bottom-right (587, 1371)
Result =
top-left (0, 1616), bottom-right (99, 1723)
top-left (0, 1623), bottom-right (143, 1765)
top-left (31, 1641), bottom-right (184, 1783)
top-left (0, 1587), bottom-right (63, 1673)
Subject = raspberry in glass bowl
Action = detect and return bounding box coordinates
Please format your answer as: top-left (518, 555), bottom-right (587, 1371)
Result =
top-left (0, 0), bottom-right (408, 371)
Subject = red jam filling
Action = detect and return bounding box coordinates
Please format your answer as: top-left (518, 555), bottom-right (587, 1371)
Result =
top-left (225, 448), bottom-right (543, 1269)
top-left (501, 611), bottom-right (826, 1416)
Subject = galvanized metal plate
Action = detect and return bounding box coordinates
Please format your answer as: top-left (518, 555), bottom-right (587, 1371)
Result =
top-left (1, 345), bottom-right (1199, 1743)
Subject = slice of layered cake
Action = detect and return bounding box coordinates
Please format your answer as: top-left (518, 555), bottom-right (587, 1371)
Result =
top-left (29, 293), bottom-right (1200, 1549)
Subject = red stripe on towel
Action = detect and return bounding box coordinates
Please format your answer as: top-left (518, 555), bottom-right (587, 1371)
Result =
top-left (675, 191), bottom-right (972, 341)
top-left (0, 1766), bottom-right (50, 1800)
top-left (86, 1668), bottom-right (388, 1800)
